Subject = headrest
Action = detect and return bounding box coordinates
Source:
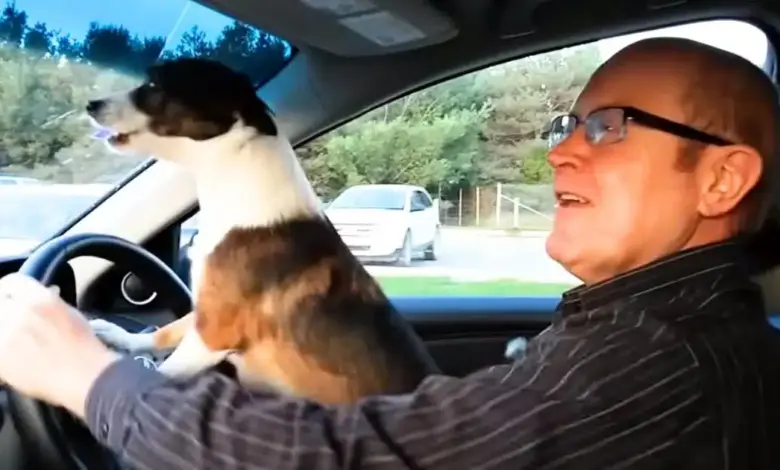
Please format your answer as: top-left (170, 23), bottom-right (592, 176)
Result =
top-left (748, 212), bottom-right (780, 312)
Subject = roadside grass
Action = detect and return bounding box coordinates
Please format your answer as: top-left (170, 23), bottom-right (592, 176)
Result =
top-left (376, 276), bottom-right (574, 296)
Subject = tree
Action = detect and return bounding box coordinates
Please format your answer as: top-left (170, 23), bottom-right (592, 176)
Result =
top-left (300, 75), bottom-right (491, 199)
top-left (299, 44), bottom-right (601, 198)
top-left (0, 1), bottom-right (26, 45)
top-left (170, 22), bottom-right (290, 86)
top-left (476, 46), bottom-right (601, 184)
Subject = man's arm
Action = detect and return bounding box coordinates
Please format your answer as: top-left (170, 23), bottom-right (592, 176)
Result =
top-left (86, 350), bottom-right (703, 470)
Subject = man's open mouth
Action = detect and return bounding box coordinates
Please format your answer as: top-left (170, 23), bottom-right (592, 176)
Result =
top-left (555, 192), bottom-right (591, 208)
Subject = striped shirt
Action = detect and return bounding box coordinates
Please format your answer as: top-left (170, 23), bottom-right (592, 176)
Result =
top-left (86, 238), bottom-right (780, 469)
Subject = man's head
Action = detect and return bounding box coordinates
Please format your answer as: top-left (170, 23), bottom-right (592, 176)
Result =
top-left (545, 37), bottom-right (780, 285)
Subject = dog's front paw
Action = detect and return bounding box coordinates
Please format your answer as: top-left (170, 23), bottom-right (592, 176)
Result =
top-left (90, 318), bottom-right (155, 353)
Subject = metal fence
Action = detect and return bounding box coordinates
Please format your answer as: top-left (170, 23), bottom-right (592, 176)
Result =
top-left (438, 183), bottom-right (554, 230)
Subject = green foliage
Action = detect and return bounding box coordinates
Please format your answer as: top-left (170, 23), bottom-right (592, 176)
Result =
top-left (301, 45), bottom-right (602, 198)
top-left (0, 0), bottom-right (602, 197)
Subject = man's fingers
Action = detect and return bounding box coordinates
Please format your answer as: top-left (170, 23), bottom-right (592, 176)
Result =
top-left (48, 285), bottom-right (60, 297)
top-left (0, 273), bottom-right (55, 303)
top-left (0, 297), bottom-right (27, 329)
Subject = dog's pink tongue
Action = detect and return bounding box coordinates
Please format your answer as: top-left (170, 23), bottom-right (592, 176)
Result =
top-left (90, 127), bottom-right (115, 141)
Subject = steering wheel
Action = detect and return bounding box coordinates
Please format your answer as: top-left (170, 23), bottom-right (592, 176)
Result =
top-left (5, 233), bottom-right (193, 470)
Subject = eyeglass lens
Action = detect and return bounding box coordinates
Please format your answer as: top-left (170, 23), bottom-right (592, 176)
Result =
top-left (547, 108), bottom-right (627, 149)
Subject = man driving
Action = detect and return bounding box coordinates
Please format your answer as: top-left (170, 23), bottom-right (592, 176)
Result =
top-left (0, 36), bottom-right (778, 469)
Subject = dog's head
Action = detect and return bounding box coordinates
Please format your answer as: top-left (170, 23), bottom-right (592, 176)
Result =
top-left (86, 58), bottom-right (278, 162)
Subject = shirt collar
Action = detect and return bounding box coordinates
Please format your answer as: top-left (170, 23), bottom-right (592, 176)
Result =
top-left (558, 237), bottom-right (757, 317)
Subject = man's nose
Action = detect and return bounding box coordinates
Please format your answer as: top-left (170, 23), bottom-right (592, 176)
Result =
top-left (547, 127), bottom-right (588, 169)
top-left (86, 100), bottom-right (105, 117)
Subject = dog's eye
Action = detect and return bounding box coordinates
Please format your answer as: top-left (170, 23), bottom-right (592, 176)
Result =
top-left (147, 81), bottom-right (157, 88)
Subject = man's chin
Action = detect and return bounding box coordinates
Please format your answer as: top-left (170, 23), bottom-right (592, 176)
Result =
top-left (544, 230), bottom-right (569, 264)
top-left (545, 232), bottom-right (586, 279)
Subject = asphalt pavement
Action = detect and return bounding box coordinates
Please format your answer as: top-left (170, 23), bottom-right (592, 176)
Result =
top-left (364, 227), bottom-right (580, 284)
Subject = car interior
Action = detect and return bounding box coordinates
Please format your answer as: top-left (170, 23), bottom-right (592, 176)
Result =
top-left (1, 0), bottom-right (780, 468)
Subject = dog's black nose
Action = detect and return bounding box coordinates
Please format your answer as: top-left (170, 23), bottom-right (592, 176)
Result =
top-left (86, 100), bottom-right (105, 116)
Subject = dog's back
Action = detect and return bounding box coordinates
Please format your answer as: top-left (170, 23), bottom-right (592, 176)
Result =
top-left (198, 218), bottom-right (438, 403)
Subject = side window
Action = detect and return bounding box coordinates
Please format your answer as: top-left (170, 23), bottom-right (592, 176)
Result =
top-left (180, 213), bottom-right (199, 248)
top-left (410, 191), bottom-right (430, 211)
top-left (416, 191), bottom-right (433, 208)
top-left (297, 19), bottom-right (770, 298)
top-left (182, 19), bottom-right (769, 298)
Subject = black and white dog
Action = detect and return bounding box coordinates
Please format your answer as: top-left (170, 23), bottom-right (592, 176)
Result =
top-left (86, 58), bottom-right (438, 403)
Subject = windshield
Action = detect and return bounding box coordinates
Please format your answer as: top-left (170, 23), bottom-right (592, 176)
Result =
top-left (329, 186), bottom-right (408, 210)
top-left (0, 0), bottom-right (293, 255)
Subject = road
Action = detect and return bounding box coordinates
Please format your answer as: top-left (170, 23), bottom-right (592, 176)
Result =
top-left (364, 227), bottom-right (580, 284)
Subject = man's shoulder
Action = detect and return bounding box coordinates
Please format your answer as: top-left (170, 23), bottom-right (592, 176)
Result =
top-left (520, 308), bottom-right (698, 400)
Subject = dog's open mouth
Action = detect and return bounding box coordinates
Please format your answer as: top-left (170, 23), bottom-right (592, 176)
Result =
top-left (92, 126), bottom-right (139, 145)
top-left (109, 131), bottom-right (138, 145)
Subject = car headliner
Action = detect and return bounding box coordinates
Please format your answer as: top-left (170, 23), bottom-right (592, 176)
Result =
top-left (194, 0), bottom-right (779, 149)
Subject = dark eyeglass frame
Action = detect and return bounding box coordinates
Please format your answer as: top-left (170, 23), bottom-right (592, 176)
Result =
top-left (544, 106), bottom-right (735, 149)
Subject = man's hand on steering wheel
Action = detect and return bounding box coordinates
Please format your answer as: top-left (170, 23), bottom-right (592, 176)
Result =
top-left (0, 272), bottom-right (120, 418)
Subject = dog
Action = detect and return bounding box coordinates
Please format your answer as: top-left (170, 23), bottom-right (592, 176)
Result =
top-left (85, 58), bottom-right (439, 403)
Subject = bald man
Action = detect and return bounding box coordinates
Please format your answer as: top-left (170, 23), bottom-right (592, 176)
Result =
top-left (0, 37), bottom-right (779, 470)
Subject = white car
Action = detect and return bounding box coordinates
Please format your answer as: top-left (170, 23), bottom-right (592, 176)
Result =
top-left (325, 184), bottom-right (441, 266)
top-left (0, 175), bottom-right (43, 185)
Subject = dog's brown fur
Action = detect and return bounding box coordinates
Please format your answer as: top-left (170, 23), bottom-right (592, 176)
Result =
top-left (154, 220), bottom-right (438, 403)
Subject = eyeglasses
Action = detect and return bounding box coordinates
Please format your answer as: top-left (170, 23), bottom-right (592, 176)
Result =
top-left (544, 106), bottom-right (734, 149)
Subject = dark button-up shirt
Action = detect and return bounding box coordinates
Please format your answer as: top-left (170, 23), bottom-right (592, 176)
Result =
top-left (86, 238), bottom-right (780, 469)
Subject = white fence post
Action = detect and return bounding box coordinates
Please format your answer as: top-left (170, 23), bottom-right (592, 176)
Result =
top-left (495, 182), bottom-right (502, 227)
top-left (458, 188), bottom-right (463, 226)
top-left (476, 187), bottom-right (481, 226)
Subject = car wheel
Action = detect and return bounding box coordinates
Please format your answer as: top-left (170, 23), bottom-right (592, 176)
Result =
top-left (395, 231), bottom-right (412, 267)
top-left (424, 227), bottom-right (440, 261)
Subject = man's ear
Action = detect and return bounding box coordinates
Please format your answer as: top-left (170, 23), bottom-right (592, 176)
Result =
top-left (697, 145), bottom-right (763, 218)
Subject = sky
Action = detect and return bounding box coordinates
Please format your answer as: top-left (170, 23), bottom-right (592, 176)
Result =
top-left (13, 0), bottom-right (265, 53)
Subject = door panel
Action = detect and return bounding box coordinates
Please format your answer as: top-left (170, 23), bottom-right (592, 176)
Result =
top-left (395, 296), bottom-right (556, 376)
top-left (93, 294), bottom-right (558, 378)
top-left (0, 251), bottom-right (559, 380)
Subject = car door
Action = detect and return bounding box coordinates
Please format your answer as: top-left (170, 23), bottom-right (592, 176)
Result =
top-left (409, 190), bottom-right (432, 247)
top-left (414, 190), bottom-right (438, 243)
